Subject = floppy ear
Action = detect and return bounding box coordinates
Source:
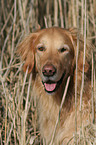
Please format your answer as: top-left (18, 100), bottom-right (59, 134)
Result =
top-left (69, 28), bottom-right (92, 73)
top-left (17, 33), bottom-right (38, 73)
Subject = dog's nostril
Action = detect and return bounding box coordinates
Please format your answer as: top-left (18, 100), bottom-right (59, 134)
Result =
top-left (42, 64), bottom-right (56, 76)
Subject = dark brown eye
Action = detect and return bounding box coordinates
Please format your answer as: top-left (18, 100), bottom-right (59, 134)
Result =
top-left (60, 47), bottom-right (67, 53)
top-left (38, 47), bottom-right (45, 51)
top-left (59, 45), bottom-right (70, 53)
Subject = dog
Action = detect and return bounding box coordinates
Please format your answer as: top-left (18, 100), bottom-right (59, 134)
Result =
top-left (18, 27), bottom-right (93, 144)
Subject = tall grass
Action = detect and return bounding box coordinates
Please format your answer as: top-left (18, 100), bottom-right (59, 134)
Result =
top-left (0, 0), bottom-right (96, 144)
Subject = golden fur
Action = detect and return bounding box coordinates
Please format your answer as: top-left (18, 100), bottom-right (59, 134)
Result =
top-left (18, 27), bottom-right (93, 144)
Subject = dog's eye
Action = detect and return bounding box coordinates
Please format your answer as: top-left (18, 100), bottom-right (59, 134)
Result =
top-left (38, 47), bottom-right (45, 51)
top-left (59, 45), bottom-right (70, 53)
top-left (60, 47), bottom-right (67, 53)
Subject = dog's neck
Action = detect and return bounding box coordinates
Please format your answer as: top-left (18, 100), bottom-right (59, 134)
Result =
top-left (34, 74), bottom-right (75, 113)
top-left (33, 68), bottom-right (91, 115)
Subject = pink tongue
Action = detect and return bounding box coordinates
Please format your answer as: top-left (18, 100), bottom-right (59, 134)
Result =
top-left (44, 83), bottom-right (57, 92)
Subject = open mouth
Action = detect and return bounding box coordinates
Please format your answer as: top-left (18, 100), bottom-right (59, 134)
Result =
top-left (42, 72), bottom-right (66, 93)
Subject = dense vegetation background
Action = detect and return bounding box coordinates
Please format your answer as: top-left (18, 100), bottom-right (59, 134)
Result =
top-left (0, 0), bottom-right (96, 144)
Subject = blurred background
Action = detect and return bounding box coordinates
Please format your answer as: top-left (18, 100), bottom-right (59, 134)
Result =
top-left (0, 0), bottom-right (96, 144)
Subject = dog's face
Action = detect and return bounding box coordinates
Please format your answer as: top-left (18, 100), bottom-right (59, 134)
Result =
top-left (34, 28), bottom-right (74, 93)
top-left (18, 27), bottom-right (83, 94)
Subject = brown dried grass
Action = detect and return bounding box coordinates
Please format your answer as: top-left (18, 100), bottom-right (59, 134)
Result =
top-left (0, 0), bottom-right (96, 144)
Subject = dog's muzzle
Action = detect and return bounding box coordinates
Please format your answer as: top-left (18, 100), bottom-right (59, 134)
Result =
top-left (42, 64), bottom-right (66, 93)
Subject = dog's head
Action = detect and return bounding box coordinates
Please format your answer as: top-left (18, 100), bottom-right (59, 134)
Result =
top-left (18, 27), bottom-right (90, 94)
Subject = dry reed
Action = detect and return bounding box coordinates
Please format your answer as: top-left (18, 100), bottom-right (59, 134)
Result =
top-left (0, 0), bottom-right (96, 144)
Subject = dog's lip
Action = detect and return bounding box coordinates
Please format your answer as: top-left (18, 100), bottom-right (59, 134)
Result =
top-left (42, 72), bottom-right (66, 93)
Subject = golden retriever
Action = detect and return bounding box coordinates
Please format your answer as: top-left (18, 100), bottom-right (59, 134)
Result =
top-left (18, 27), bottom-right (93, 144)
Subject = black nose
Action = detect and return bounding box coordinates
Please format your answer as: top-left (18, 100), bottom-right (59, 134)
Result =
top-left (42, 64), bottom-right (56, 77)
